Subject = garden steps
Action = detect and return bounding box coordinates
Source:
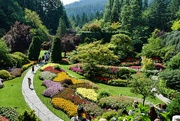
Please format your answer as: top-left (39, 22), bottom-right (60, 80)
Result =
top-left (22, 65), bottom-right (63, 121)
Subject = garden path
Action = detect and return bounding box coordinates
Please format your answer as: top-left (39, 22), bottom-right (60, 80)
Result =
top-left (22, 64), bottom-right (63, 121)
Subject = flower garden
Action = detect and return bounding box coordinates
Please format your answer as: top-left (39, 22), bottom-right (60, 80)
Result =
top-left (35, 63), bottom-right (170, 121)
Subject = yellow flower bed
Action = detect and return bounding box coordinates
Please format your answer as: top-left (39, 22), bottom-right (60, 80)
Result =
top-left (76, 88), bottom-right (98, 102)
top-left (53, 72), bottom-right (84, 84)
top-left (40, 63), bottom-right (60, 70)
top-left (51, 98), bottom-right (77, 117)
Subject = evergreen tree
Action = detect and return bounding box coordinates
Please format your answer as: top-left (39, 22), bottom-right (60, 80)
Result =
top-left (50, 36), bottom-right (62, 63)
top-left (28, 36), bottom-right (41, 61)
top-left (56, 16), bottom-right (67, 37)
top-left (111, 0), bottom-right (120, 22)
top-left (167, 0), bottom-right (180, 20)
top-left (103, 0), bottom-right (114, 22)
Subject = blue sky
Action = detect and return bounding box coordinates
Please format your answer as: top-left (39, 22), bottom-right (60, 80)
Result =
top-left (61, 0), bottom-right (80, 5)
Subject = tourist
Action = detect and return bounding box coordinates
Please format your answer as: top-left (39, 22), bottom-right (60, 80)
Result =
top-left (32, 65), bottom-right (35, 73)
top-left (28, 78), bottom-right (31, 89)
top-left (148, 106), bottom-right (158, 121)
top-left (71, 106), bottom-right (90, 121)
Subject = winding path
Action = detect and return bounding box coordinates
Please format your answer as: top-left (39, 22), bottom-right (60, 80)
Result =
top-left (22, 65), bottom-right (63, 121)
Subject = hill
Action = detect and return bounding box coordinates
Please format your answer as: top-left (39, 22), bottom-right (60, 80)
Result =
top-left (64, 0), bottom-right (108, 17)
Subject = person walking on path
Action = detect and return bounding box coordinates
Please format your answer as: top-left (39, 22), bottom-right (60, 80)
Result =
top-left (32, 65), bottom-right (35, 74)
top-left (28, 77), bottom-right (31, 89)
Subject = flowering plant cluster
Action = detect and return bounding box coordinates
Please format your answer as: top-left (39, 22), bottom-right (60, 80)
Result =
top-left (51, 98), bottom-right (77, 117)
top-left (53, 72), bottom-right (84, 84)
top-left (98, 96), bottom-right (133, 109)
top-left (53, 88), bottom-right (90, 105)
top-left (40, 63), bottom-right (61, 70)
top-left (69, 67), bottom-right (85, 75)
top-left (39, 71), bottom-right (57, 80)
top-left (42, 80), bottom-right (64, 98)
top-left (76, 88), bottom-right (98, 102)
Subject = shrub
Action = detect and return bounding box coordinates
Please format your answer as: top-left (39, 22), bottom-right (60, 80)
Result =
top-left (98, 96), bottom-right (133, 110)
top-left (42, 80), bottom-right (64, 98)
top-left (51, 98), bottom-right (77, 117)
top-left (102, 111), bottom-right (118, 120)
top-left (39, 71), bottom-right (57, 80)
top-left (107, 79), bottom-right (129, 87)
top-left (18, 110), bottom-right (40, 121)
top-left (13, 52), bottom-right (29, 64)
top-left (76, 88), bottom-right (98, 102)
top-left (117, 68), bottom-right (135, 79)
top-left (0, 70), bottom-right (11, 80)
top-left (97, 90), bottom-right (111, 100)
top-left (7, 68), bottom-right (23, 77)
top-left (22, 61), bottom-right (35, 71)
top-left (0, 106), bottom-right (19, 121)
top-left (40, 63), bottom-right (62, 71)
top-left (61, 78), bottom-right (73, 86)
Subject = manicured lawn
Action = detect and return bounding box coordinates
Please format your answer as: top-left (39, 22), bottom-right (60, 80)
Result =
top-left (0, 69), bottom-right (30, 113)
top-left (33, 70), bottom-right (70, 121)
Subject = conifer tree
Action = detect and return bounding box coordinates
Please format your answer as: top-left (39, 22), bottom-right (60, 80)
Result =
top-left (111, 0), bottom-right (120, 22)
top-left (28, 36), bottom-right (41, 61)
top-left (50, 36), bottom-right (62, 63)
top-left (103, 0), bottom-right (114, 22)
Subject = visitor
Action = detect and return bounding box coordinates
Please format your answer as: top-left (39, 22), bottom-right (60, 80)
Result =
top-left (128, 100), bottom-right (139, 115)
top-left (154, 103), bottom-right (167, 121)
top-left (148, 106), bottom-right (158, 121)
top-left (32, 65), bottom-right (35, 73)
top-left (71, 106), bottom-right (90, 121)
top-left (28, 78), bottom-right (31, 89)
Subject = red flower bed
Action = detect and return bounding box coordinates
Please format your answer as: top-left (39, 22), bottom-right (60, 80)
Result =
top-left (43, 66), bottom-right (63, 74)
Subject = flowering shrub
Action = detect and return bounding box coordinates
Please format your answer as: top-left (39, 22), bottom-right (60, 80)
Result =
top-left (39, 71), bottom-right (57, 80)
top-left (51, 98), bottom-right (77, 117)
top-left (53, 72), bottom-right (84, 84)
top-left (54, 88), bottom-right (90, 105)
top-left (40, 63), bottom-right (62, 70)
top-left (76, 88), bottom-right (98, 102)
top-left (81, 103), bottom-right (104, 116)
top-left (42, 80), bottom-right (64, 98)
top-left (0, 106), bottom-right (19, 121)
top-left (69, 67), bottom-right (85, 75)
top-left (98, 96), bottom-right (133, 110)
top-left (42, 66), bottom-right (63, 73)
top-left (7, 68), bottom-right (23, 77)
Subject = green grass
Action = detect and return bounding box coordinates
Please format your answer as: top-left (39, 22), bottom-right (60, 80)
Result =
top-left (33, 70), bottom-right (70, 121)
top-left (0, 69), bottom-right (30, 113)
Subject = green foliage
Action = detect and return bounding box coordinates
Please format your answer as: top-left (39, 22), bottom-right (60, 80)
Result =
top-left (159, 69), bottom-right (180, 91)
top-left (88, 23), bottom-right (101, 32)
top-left (39, 71), bottom-right (57, 80)
top-left (166, 52), bottom-right (180, 70)
top-left (102, 111), bottom-right (118, 120)
top-left (0, 106), bottom-right (19, 121)
top-left (70, 41), bottom-right (118, 65)
top-left (0, 70), bottom-right (11, 80)
top-left (25, 9), bottom-right (50, 42)
top-left (50, 36), bottom-right (62, 63)
top-left (56, 16), bottom-right (67, 37)
top-left (141, 57), bottom-right (155, 71)
top-left (116, 68), bottom-right (135, 79)
top-left (28, 36), bottom-right (41, 61)
top-left (109, 34), bottom-right (133, 60)
top-left (108, 79), bottom-right (129, 87)
top-left (167, 94), bottom-right (180, 116)
top-left (130, 76), bottom-right (157, 106)
top-left (18, 110), bottom-right (40, 121)
top-left (171, 20), bottom-right (180, 30)
top-left (97, 90), bottom-right (111, 100)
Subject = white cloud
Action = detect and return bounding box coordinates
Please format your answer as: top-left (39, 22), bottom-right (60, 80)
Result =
top-left (61, 0), bottom-right (80, 5)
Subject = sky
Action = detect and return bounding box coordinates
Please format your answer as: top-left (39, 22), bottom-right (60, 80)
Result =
top-left (61, 0), bottom-right (80, 5)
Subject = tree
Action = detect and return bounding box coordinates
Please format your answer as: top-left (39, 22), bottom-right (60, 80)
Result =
top-left (50, 36), bottom-right (62, 63)
top-left (103, 0), bottom-right (114, 22)
top-left (159, 69), bottom-right (180, 91)
top-left (111, 0), bottom-right (120, 22)
top-left (108, 34), bottom-right (133, 60)
top-left (3, 21), bottom-right (31, 53)
top-left (171, 20), bottom-right (180, 31)
top-left (130, 76), bottom-right (157, 106)
top-left (69, 41), bottom-right (119, 65)
top-left (18, 110), bottom-right (40, 121)
top-left (167, 94), bottom-right (180, 117)
top-left (166, 52), bottom-right (180, 70)
top-left (0, 0), bottom-right (24, 37)
top-left (141, 57), bottom-right (155, 71)
top-left (24, 9), bottom-right (50, 42)
top-left (28, 36), bottom-right (41, 61)
top-left (56, 16), bottom-right (67, 37)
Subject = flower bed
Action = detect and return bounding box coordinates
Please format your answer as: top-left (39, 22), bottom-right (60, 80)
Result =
top-left (51, 98), bottom-right (77, 117)
top-left (39, 71), bottom-right (57, 80)
top-left (76, 88), bottom-right (98, 102)
top-left (42, 80), bottom-right (64, 98)
top-left (53, 72), bottom-right (84, 84)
